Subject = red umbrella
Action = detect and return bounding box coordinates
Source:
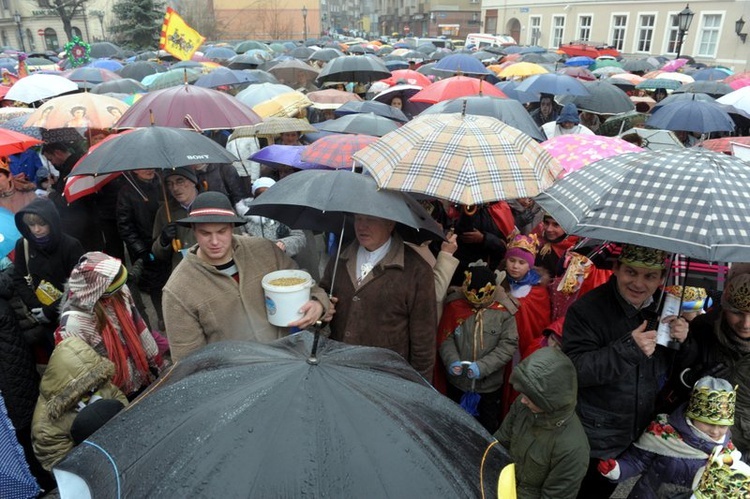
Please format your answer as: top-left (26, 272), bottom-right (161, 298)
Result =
top-left (64, 131), bottom-right (131, 202)
top-left (300, 134), bottom-right (378, 169)
top-left (556, 66), bottom-right (596, 81)
top-left (699, 136), bottom-right (750, 155)
top-left (0, 128), bottom-right (42, 156)
top-left (381, 70), bottom-right (432, 88)
top-left (409, 76), bottom-right (505, 104)
top-left (114, 85), bottom-right (261, 130)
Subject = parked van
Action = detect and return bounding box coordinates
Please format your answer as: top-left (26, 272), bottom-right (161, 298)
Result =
top-left (465, 33), bottom-right (516, 50)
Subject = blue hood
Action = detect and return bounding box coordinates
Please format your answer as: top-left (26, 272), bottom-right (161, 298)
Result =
top-left (556, 103), bottom-right (580, 125)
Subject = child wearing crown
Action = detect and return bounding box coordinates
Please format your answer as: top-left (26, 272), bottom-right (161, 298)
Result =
top-left (438, 262), bottom-right (519, 433)
top-left (598, 376), bottom-right (739, 499)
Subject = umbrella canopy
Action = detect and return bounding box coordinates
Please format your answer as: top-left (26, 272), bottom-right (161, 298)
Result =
top-left (194, 67), bottom-right (258, 88)
top-left (253, 117), bottom-right (317, 135)
top-left (497, 62), bottom-right (549, 78)
top-left (661, 58), bottom-right (689, 72)
top-left (117, 61), bottom-right (165, 81)
top-left (88, 59), bottom-right (124, 72)
top-left (354, 113), bottom-right (562, 205)
top-left (0, 107), bottom-right (33, 125)
top-left (251, 91), bottom-right (313, 119)
top-left (115, 85), bottom-right (261, 130)
top-left (515, 73), bottom-right (590, 97)
top-left (317, 113), bottom-right (400, 137)
top-left (90, 41), bottom-right (123, 59)
top-left (535, 148), bottom-right (750, 261)
top-left (541, 134), bottom-right (643, 177)
top-left (372, 84), bottom-right (428, 117)
top-left (5, 74), bottom-right (79, 103)
top-left (144, 68), bottom-right (202, 91)
top-left (592, 66), bottom-right (628, 77)
top-left (495, 81), bottom-right (540, 104)
top-left (316, 56), bottom-right (391, 84)
top-left (267, 59), bottom-right (320, 86)
top-left (635, 78), bottom-right (683, 91)
top-left (433, 53), bottom-right (492, 76)
top-left (204, 46), bottom-right (237, 62)
top-left (70, 127), bottom-right (238, 176)
top-left (290, 46), bottom-right (316, 60)
top-left (557, 80), bottom-right (635, 115)
top-left (673, 80), bottom-right (734, 98)
top-left (23, 93), bottom-right (128, 129)
top-left (646, 98), bottom-right (735, 134)
top-left (419, 95), bottom-right (544, 142)
top-left (591, 58), bottom-right (623, 71)
top-left (0, 128), bottom-right (42, 156)
top-left (652, 92), bottom-right (716, 112)
top-left (307, 89), bottom-right (362, 109)
top-left (65, 67), bottom-right (122, 89)
top-left (300, 134), bottom-right (378, 169)
top-left (249, 144), bottom-right (323, 170)
top-left (557, 66), bottom-right (596, 81)
top-left (658, 72), bottom-right (694, 84)
top-left (699, 136), bottom-right (750, 155)
top-left (410, 76), bottom-right (505, 104)
top-left (308, 48), bottom-right (344, 62)
top-left (690, 68), bottom-right (730, 81)
top-left (717, 86), bottom-right (750, 114)
top-left (235, 82), bottom-right (297, 107)
top-left (91, 78), bottom-right (148, 95)
top-left (56, 335), bottom-right (510, 497)
top-left (620, 127), bottom-right (683, 151)
top-left (234, 40), bottom-right (270, 54)
top-left (622, 58), bottom-right (656, 73)
top-left (334, 100), bottom-right (408, 123)
top-left (564, 56), bottom-right (595, 67)
top-left (381, 69), bottom-right (432, 87)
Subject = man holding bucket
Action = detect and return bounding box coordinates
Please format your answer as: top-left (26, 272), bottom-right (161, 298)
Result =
top-left (162, 192), bottom-right (331, 361)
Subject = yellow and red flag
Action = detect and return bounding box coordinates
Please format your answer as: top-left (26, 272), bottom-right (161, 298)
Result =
top-left (159, 7), bottom-right (205, 61)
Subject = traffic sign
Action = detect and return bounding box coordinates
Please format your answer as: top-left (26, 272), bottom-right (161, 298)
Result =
top-left (37, 29), bottom-right (44, 36)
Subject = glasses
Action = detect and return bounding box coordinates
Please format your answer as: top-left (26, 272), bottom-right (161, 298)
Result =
top-left (166, 177), bottom-right (190, 188)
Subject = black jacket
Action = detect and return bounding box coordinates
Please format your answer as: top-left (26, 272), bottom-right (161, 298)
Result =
top-left (12, 198), bottom-right (84, 322)
top-left (116, 175), bottom-right (163, 260)
top-left (562, 276), bottom-right (678, 458)
top-left (195, 163), bottom-right (248, 204)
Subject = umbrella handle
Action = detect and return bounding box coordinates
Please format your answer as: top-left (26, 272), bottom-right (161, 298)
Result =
top-left (172, 239), bottom-right (182, 253)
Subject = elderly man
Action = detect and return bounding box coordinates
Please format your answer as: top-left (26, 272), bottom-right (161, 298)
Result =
top-left (162, 192), bottom-right (330, 361)
top-left (562, 244), bottom-right (689, 498)
top-left (320, 214), bottom-right (437, 381)
top-left (151, 167), bottom-right (200, 270)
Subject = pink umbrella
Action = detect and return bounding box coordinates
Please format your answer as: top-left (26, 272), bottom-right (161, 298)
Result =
top-left (300, 134), bottom-right (378, 169)
top-left (541, 135), bottom-right (643, 177)
top-left (728, 77), bottom-right (750, 90)
top-left (660, 58), bottom-right (689, 72)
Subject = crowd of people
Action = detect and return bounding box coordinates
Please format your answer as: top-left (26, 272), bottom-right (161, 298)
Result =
top-left (0, 39), bottom-right (748, 499)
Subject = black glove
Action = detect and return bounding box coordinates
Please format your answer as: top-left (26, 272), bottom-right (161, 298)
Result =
top-left (159, 223), bottom-right (178, 246)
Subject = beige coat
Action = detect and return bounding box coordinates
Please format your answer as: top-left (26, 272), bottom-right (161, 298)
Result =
top-left (163, 235), bottom-right (330, 361)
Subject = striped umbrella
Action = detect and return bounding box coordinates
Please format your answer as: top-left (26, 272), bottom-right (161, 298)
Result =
top-left (300, 134), bottom-right (377, 169)
top-left (354, 113), bottom-right (562, 205)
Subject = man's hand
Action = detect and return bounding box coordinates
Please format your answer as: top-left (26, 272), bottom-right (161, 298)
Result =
top-left (631, 320), bottom-right (657, 357)
top-left (459, 229), bottom-right (484, 245)
top-left (441, 232), bottom-right (458, 255)
top-left (288, 299), bottom-right (324, 329)
top-left (160, 223), bottom-right (178, 246)
top-left (275, 241), bottom-right (287, 252)
top-left (321, 296), bottom-right (337, 322)
top-left (661, 315), bottom-right (689, 343)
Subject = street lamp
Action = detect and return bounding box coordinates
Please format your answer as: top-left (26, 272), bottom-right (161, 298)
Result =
top-left (674, 4), bottom-right (694, 59)
top-left (302, 6), bottom-right (308, 41)
top-left (96, 11), bottom-right (105, 41)
top-left (736, 17), bottom-right (747, 43)
top-left (13, 12), bottom-right (24, 52)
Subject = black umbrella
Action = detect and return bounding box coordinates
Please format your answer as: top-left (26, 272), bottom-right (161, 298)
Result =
top-left (243, 69), bottom-right (280, 84)
top-left (117, 61), bottom-right (165, 81)
top-left (622, 58), bottom-right (656, 73)
top-left (557, 80), bottom-right (635, 115)
top-left (90, 42), bottom-right (123, 59)
top-left (91, 78), bottom-right (148, 95)
top-left (317, 113), bottom-right (400, 137)
top-left (307, 48), bottom-right (344, 62)
top-left (420, 96), bottom-right (545, 142)
top-left (56, 335), bottom-right (512, 497)
top-left (334, 100), bottom-right (409, 122)
top-left (316, 56), bottom-right (391, 84)
top-left (70, 127), bottom-right (239, 176)
top-left (673, 80), bottom-right (734, 98)
top-left (290, 46), bottom-right (315, 60)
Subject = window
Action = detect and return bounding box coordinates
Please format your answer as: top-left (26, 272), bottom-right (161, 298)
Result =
top-left (25, 28), bottom-right (35, 50)
top-left (578, 15), bottom-right (592, 41)
top-left (611, 15), bottom-right (627, 50)
top-left (0, 31), bottom-right (6, 48)
top-left (529, 16), bottom-right (541, 45)
top-left (552, 15), bottom-right (565, 47)
top-left (636, 14), bottom-right (655, 52)
top-left (697, 14), bottom-right (721, 57)
top-left (666, 14), bottom-right (679, 53)
top-left (44, 27), bottom-right (58, 50)
top-left (72, 27), bottom-right (82, 38)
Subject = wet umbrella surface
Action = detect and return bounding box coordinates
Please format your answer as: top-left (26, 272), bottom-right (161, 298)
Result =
top-left (55, 333), bottom-right (511, 497)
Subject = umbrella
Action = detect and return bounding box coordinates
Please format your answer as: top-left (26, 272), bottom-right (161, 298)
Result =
top-left (635, 78), bottom-right (682, 91)
top-left (673, 80), bottom-right (734, 98)
top-left (4, 74), bottom-right (78, 103)
top-left (317, 113), bottom-right (400, 137)
top-left (372, 84), bottom-right (428, 117)
top-left (410, 76), bottom-right (505, 104)
top-left (300, 134), bottom-right (378, 169)
top-left (717, 86), bottom-right (750, 114)
top-left (691, 68), bottom-right (730, 81)
top-left (307, 89), bottom-right (362, 109)
top-left (0, 393), bottom-right (39, 498)
top-left (144, 68), bottom-right (202, 91)
top-left (70, 127), bottom-right (238, 176)
top-left (661, 58), bottom-right (689, 72)
top-left (591, 59), bottom-right (623, 71)
top-left (117, 61), bottom-right (165, 81)
top-left (564, 56), bottom-right (595, 67)
top-left (234, 40), bottom-right (271, 54)
top-left (90, 42), bottom-right (123, 59)
top-left (334, 100), bottom-right (408, 123)
top-left (23, 93), bottom-right (129, 129)
top-left (534, 148), bottom-right (750, 261)
top-left (541, 134), bottom-right (643, 177)
top-left (204, 46), bottom-right (237, 62)
top-left (557, 80), bottom-right (635, 115)
top-left (115, 85), bottom-right (261, 130)
top-left (243, 69), bottom-right (279, 84)
top-left (354, 113), bottom-right (562, 206)
top-left (419, 95), bottom-right (545, 142)
top-left (251, 91), bottom-right (313, 119)
top-left (308, 48), bottom-right (344, 62)
top-left (658, 72), bottom-right (694, 84)
top-left (725, 71), bottom-right (750, 90)
top-left (381, 69), bottom-right (432, 87)
top-left (290, 46), bottom-right (316, 60)
top-left (646, 98), bottom-right (735, 134)
top-left (235, 82), bottom-right (297, 107)
top-left (622, 58), bottom-right (656, 73)
top-left (699, 136), bottom-right (750, 155)
top-left (246, 170), bottom-right (443, 241)
top-left (651, 92), bottom-right (716, 112)
top-left (316, 56), bottom-right (391, 84)
top-left (194, 67), bottom-right (258, 88)
top-left (64, 171), bottom-right (121, 202)
top-left (0, 128), bottom-right (42, 156)
top-left (0, 107), bottom-right (33, 125)
top-left (249, 145), bottom-right (323, 170)
top-left (253, 117), bottom-right (317, 135)
top-left (55, 335), bottom-right (511, 497)
top-left (88, 59), bottom-right (124, 72)
top-left (620, 127), bottom-right (684, 151)
top-left (515, 73), bottom-right (590, 97)
top-left (597, 111), bottom-right (649, 137)
top-left (267, 59), bottom-right (320, 86)
top-left (497, 62), bottom-right (549, 78)
top-left (91, 78), bottom-right (148, 95)
top-left (591, 66), bottom-right (627, 77)
top-left (494, 80), bottom-right (539, 104)
top-left (65, 67), bottom-right (122, 88)
top-left (557, 66), bottom-right (596, 81)
top-left (433, 53), bottom-right (492, 76)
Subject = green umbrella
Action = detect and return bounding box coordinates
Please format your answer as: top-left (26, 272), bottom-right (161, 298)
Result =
top-left (145, 68), bottom-right (201, 91)
top-left (590, 59), bottom-right (622, 71)
top-left (235, 40), bottom-right (271, 54)
top-left (636, 78), bottom-right (683, 91)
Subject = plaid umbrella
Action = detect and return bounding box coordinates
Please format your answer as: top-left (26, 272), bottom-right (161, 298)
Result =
top-left (300, 134), bottom-right (377, 169)
top-left (353, 113), bottom-right (562, 205)
top-left (541, 135), bottom-right (643, 177)
top-left (253, 117), bottom-right (317, 135)
top-left (535, 148), bottom-right (750, 261)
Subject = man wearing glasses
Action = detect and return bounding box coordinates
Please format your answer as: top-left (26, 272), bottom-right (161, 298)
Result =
top-left (151, 167), bottom-right (200, 270)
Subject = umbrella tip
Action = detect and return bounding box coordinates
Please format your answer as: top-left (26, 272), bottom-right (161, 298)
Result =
top-left (461, 99), bottom-right (467, 117)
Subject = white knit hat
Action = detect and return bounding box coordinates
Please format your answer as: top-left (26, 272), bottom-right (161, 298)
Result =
top-left (252, 177), bottom-right (276, 196)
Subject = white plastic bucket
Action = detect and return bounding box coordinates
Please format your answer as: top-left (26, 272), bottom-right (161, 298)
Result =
top-left (261, 269), bottom-right (314, 327)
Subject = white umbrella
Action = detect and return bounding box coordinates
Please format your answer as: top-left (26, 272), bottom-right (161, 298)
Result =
top-left (619, 128), bottom-right (684, 151)
top-left (5, 74), bottom-right (79, 103)
top-left (717, 86), bottom-right (750, 114)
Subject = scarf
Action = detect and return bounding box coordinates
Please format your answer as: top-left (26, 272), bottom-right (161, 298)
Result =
top-left (507, 268), bottom-right (541, 289)
top-left (722, 318), bottom-right (750, 354)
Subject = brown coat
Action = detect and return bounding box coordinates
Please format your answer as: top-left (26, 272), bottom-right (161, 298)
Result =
top-left (320, 233), bottom-right (437, 381)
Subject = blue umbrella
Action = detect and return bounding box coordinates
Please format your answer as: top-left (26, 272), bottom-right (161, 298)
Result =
top-left (515, 73), bottom-right (590, 97)
top-left (204, 46), bottom-right (237, 61)
top-left (690, 68), bottom-right (730, 81)
top-left (194, 67), bottom-right (258, 88)
top-left (460, 374), bottom-right (480, 416)
top-left (502, 46), bottom-right (524, 54)
top-left (0, 116), bottom-right (41, 139)
top-left (385, 60), bottom-right (409, 71)
top-left (250, 145), bottom-right (325, 170)
top-left (565, 56), bottom-right (596, 67)
top-left (646, 97), bottom-right (735, 134)
top-left (433, 53), bottom-right (491, 76)
top-left (0, 394), bottom-right (39, 498)
top-left (0, 208), bottom-right (20, 258)
top-left (519, 45), bottom-right (547, 54)
top-left (88, 59), bottom-right (124, 72)
top-left (494, 81), bottom-right (538, 104)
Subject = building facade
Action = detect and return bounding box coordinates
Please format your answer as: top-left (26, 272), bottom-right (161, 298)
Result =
top-left (479, 0), bottom-right (749, 70)
top-left (213, 0), bottom-right (320, 40)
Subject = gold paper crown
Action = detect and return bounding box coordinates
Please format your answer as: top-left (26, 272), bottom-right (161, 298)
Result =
top-left (664, 286), bottom-right (707, 302)
top-left (507, 234), bottom-right (539, 257)
top-left (462, 265), bottom-right (496, 308)
top-left (618, 244), bottom-right (666, 270)
top-left (723, 274), bottom-right (750, 314)
top-left (686, 381), bottom-right (736, 426)
top-left (694, 447), bottom-right (750, 499)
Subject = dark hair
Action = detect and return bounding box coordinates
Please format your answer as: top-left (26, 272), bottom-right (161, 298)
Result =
top-left (70, 106), bottom-right (86, 114)
top-left (41, 142), bottom-right (70, 155)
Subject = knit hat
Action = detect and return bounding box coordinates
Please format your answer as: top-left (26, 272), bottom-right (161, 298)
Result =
top-left (70, 398), bottom-right (125, 445)
top-left (164, 166), bottom-right (198, 186)
top-left (252, 176), bottom-right (276, 196)
top-left (176, 191), bottom-right (246, 226)
top-left (685, 376), bottom-right (736, 426)
top-left (722, 274), bottom-right (750, 314)
top-left (462, 262), bottom-right (496, 308)
top-left (556, 103), bottom-right (580, 125)
top-left (506, 234), bottom-right (539, 268)
top-left (618, 244), bottom-right (666, 270)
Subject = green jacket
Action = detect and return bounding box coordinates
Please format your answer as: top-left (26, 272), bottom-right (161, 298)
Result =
top-left (31, 337), bottom-right (127, 470)
top-left (494, 348), bottom-right (589, 499)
